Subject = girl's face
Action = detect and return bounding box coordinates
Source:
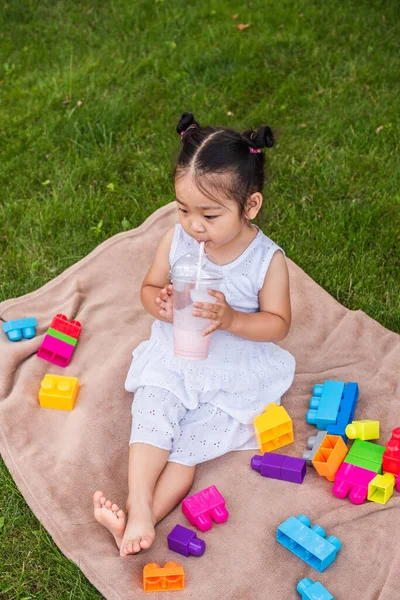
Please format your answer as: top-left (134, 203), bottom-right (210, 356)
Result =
top-left (174, 173), bottom-right (249, 251)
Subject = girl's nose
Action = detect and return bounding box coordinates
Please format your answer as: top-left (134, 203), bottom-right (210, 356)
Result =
top-left (191, 220), bottom-right (205, 233)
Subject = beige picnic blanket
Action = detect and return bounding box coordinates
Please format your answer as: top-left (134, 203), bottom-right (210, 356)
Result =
top-left (0, 202), bottom-right (399, 600)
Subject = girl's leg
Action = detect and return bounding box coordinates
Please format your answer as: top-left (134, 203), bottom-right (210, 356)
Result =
top-left (152, 462), bottom-right (195, 523)
top-left (120, 442), bottom-right (169, 556)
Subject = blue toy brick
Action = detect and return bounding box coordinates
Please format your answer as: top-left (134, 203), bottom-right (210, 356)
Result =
top-left (276, 514), bottom-right (341, 572)
top-left (306, 381), bottom-right (345, 429)
top-left (2, 318), bottom-right (37, 342)
top-left (327, 382), bottom-right (359, 441)
top-left (297, 578), bottom-right (334, 600)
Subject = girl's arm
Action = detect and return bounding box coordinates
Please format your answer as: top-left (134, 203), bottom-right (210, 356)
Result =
top-left (228, 250), bottom-right (291, 342)
top-left (140, 228), bottom-right (175, 322)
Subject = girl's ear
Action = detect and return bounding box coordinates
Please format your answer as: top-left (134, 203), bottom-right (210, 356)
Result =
top-left (245, 192), bottom-right (263, 220)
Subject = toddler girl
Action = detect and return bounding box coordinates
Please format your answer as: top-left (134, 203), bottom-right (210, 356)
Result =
top-left (93, 112), bottom-right (296, 556)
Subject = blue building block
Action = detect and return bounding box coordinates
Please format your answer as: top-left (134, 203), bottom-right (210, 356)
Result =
top-left (276, 514), bottom-right (341, 572)
top-left (2, 317), bottom-right (37, 341)
top-left (306, 381), bottom-right (345, 429)
top-left (297, 578), bottom-right (334, 600)
top-left (327, 382), bottom-right (359, 441)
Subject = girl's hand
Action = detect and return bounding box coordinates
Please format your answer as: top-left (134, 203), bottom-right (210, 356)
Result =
top-left (155, 284), bottom-right (174, 322)
top-left (192, 290), bottom-right (236, 336)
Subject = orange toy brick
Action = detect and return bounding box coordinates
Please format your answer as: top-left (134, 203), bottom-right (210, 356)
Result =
top-left (254, 403), bottom-right (293, 453)
top-left (39, 374), bottom-right (80, 411)
top-left (143, 562), bottom-right (184, 592)
top-left (312, 434), bottom-right (348, 481)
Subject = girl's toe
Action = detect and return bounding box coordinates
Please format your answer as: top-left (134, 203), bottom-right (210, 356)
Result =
top-left (105, 500), bottom-right (112, 509)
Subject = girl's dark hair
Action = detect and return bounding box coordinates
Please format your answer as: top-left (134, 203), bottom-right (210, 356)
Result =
top-left (174, 112), bottom-right (274, 220)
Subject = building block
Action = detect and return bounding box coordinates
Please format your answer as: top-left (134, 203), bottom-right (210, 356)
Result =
top-left (276, 514), bottom-right (341, 572)
top-left (368, 473), bottom-right (395, 504)
top-left (2, 317), bottom-right (37, 341)
top-left (396, 473), bottom-right (400, 493)
top-left (37, 334), bottom-right (75, 367)
top-left (344, 439), bottom-right (385, 473)
top-left (182, 485), bottom-right (229, 532)
top-left (167, 524), bottom-right (205, 557)
top-left (382, 428), bottom-right (400, 476)
top-left (311, 435), bottom-right (348, 481)
top-left (326, 382), bottom-right (359, 440)
top-left (306, 380), bottom-right (345, 429)
top-left (303, 431), bottom-right (328, 466)
top-left (297, 578), bottom-right (334, 600)
top-left (39, 374), bottom-right (79, 410)
top-left (346, 420), bottom-right (379, 440)
top-left (47, 327), bottom-right (78, 346)
top-left (143, 562), bottom-right (184, 592)
top-left (50, 313), bottom-right (82, 339)
top-left (254, 403), bottom-right (293, 453)
top-left (251, 453), bottom-right (306, 484)
top-left (332, 462), bottom-right (376, 504)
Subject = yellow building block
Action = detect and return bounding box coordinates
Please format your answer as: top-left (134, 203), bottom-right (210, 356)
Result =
top-left (346, 420), bottom-right (380, 440)
top-left (254, 403), bottom-right (293, 453)
top-left (39, 374), bottom-right (79, 411)
top-left (368, 473), bottom-right (395, 504)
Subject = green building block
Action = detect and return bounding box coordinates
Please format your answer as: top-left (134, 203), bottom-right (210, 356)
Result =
top-left (344, 439), bottom-right (385, 473)
top-left (47, 327), bottom-right (77, 347)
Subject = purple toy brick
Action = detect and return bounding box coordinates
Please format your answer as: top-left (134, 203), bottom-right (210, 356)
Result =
top-left (167, 524), bottom-right (205, 557)
top-left (251, 453), bottom-right (285, 479)
top-left (182, 485), bottom-right (229, 532)
top-left (251, 453), bottom-right (307, 484)
top-left (37, 334), bottom-right (75, 367)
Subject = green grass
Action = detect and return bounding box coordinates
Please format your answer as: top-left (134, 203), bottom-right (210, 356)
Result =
top-left (0, 0), bottom-right (399, 597)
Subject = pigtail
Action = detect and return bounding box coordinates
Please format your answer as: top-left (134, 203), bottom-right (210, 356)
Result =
top-left (243, 125), bottom-right (275, 149)
top-left (176, 112), bottom-right (200, 136)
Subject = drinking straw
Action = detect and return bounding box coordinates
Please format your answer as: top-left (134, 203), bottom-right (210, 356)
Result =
top-left (195, 242), bottom-right (205, 290)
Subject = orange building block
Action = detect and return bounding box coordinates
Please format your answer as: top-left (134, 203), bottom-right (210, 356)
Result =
top-left (312, 434), bottom-right (348, 481)
top-left (254, 403), bottom-right (293, 453)
top-left (143, 562), bottom-right (184, 592)
top-left (39, 374), bottom-right (79, 411)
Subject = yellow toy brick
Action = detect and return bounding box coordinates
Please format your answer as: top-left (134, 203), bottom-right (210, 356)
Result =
top-left (346, 420), bottom-right (380, 440)
top-left (39, 374), bottom-right (79, 411)
top-left (368, 473), bottom-right (395, 504)
top-left (254, 403), bottom-right (293, 453)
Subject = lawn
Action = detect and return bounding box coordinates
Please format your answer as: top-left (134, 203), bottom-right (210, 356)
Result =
top-left (0, 0), bottom-right (399, 597)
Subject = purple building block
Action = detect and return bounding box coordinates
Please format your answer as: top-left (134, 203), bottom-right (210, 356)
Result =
top-left (251, 453), bottom-right (307, 484)
top-left (37, 334), bottom-right (75, 367)
top-left (182, 485), bottom-right (229, 532)
top-left (167, 524), bottom-right (206, 557)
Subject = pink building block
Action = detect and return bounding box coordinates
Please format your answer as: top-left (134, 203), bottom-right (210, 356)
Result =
top-left (332, 462), bottom-right (376, 504)
top-left (396, 474), bottom-right (400, 493)
top-left (37, 334), bottom-right (75, 367)
top-left (182, 485), bottom-right (229, 531)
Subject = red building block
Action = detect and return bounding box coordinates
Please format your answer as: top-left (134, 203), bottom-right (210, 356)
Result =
top-left (382, 428), bottom-right (400, 476)
top-left (50, 313), bottom-right (82, 340)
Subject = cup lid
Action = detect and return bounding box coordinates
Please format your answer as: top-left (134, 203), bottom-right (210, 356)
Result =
top-left (170, 252), bottom-right (223, 282)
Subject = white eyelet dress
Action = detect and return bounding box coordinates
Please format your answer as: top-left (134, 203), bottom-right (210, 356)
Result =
top-left (125, 224), bottom-right (296, 466)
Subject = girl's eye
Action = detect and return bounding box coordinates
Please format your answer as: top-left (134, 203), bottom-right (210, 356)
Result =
top-left (178, 208), bottom-right (218, 220)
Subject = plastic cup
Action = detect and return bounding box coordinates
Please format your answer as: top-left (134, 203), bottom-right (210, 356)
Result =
top-left (170, 253), bottom-right (223, 360)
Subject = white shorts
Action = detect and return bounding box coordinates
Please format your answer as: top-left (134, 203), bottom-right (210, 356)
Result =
top-left (129, 386), bottom-right (259, 467)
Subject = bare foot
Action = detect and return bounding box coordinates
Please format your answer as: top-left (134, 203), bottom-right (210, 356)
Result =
top-left (93, 491), bottom-right (126, 549)
top-left (120, 501), bottom-right (156, 556)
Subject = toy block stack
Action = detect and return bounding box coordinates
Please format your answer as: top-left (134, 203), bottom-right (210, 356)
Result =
top-left (37, 313), bottom-right (81, 367)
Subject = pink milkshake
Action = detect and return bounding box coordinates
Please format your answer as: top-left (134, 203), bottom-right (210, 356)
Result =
top-left (170, 252), bottom-right (223, 360)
